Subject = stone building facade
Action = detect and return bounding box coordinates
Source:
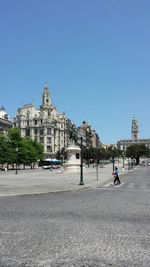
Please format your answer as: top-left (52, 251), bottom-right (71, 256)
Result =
top-left (117, 117), bottom-right (150, 150)
top-left (13, 84), bottom-right (101, 157)
top-left (78, 121), bottom-right (101, 148)
top-left (0, 106), bottom-right (12, 134)
top-left (13, 84), bottom-right (71, 157)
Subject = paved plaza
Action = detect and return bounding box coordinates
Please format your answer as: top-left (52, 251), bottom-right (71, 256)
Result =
top-left (0, 164), bottom-right (132, 196)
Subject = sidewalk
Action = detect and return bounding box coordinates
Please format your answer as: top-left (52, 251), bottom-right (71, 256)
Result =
top-left (0, 164), bottom-right (133, 196)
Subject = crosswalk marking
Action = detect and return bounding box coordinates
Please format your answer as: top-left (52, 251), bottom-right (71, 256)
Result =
top-left (103, 182), bottom-right (113, 187)
top-left (102, 182), bottom-right (125, 188)
top-left (92, 182), bottom-right (150, 191)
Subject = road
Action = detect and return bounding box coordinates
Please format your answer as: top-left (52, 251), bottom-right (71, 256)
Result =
top-left (0, 166), bottom-right (150, 267)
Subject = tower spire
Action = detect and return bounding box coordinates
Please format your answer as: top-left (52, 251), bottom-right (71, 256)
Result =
top-left (42, 83), bottom-right (52, 109)
top-left (131, 116), bottom-right (139, 141)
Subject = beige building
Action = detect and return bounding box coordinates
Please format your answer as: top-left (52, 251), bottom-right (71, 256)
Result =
top-left (13, 84), bottom-right (71, 157)
top-left (78, 121), bottom-right (101, 148)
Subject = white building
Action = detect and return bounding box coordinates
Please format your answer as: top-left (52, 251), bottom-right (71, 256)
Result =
top-left (13, 84), bottom-right (71, 157)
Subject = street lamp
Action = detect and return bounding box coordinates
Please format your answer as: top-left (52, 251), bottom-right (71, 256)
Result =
top-left (112, 146), bottom-right (115, 172)
top-left (15, 147), bottom-right (18, 175)
top-left (128, 157), bottom-right (130, 170)
top-left (79, 136), bottom-right (84, 185)
top-left (112, 158), bottom-right (115, 172)
top-left (122, 151), bottom-right (125, 171)
top-left (77, 130), bottom-right (85, 185)
top-left (131, 156), bottom-right (134, 169)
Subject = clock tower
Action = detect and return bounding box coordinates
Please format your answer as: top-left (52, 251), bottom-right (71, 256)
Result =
top-left (131, 117), bottom-right (139, 141)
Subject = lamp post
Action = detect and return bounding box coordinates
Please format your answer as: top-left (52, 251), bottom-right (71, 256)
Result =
top-left (15, 147), bottom-right (18, 175)
top-left (79, 136), bottom-right (84, 185)
top-left (112, 158), bottom-right (115, 172)
top-left (122, 151), bottom-right (125, 171)
top-left (112, 146), bottom-right (115, 172)
top-left (131, 156), bottom-right (133, 169)
top-left (128, 158), bottom-right (130, 170)
top-left (96, 159), bottom-right (99, 181)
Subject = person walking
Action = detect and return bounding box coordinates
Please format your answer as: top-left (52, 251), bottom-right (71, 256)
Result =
top-left (113, 166), bottom-right (121, 185)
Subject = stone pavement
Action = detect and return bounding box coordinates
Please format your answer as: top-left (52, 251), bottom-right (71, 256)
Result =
top-left (0, 164), bottom-right (134, 196)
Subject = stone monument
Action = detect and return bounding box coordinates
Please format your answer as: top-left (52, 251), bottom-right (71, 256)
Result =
top-left (63, 124), bottom-right (81, 173)
top-left (63, 143), bottom-right (81, 173)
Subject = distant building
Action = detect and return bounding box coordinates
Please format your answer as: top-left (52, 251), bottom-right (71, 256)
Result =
top-left (13, 84), bottom-right (72, 157)
top-left (0, 106), bottom-right (12, 134)
top-left (117, 117), bottom-right (150, 150)
top-left (13, 84), bottom-right (101, 157)
top-left (78, 121), bottom-right (101, 148)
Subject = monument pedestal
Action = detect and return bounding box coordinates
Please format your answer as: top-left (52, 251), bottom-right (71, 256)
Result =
top-left (63, 143), bottom-right (81, 173)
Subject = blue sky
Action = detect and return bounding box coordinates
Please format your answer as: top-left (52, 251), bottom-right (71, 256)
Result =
top-left (0, 0), bottom-right (150, 144)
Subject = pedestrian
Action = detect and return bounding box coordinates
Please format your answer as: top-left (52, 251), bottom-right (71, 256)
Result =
top-left (113, 166), bottom-right (121, 185)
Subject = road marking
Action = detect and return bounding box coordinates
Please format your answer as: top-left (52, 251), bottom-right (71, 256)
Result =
top-left (96, 182), bottom-right (125, 188)
top-left (103, 182), bottom-right (113, 187)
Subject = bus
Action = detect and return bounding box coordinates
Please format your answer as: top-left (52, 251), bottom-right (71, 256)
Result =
top-left (39, 158), bottom-right (62, 169)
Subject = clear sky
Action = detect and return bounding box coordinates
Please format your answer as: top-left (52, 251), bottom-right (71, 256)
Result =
top-left (0, 0), bottom-right (150, 144)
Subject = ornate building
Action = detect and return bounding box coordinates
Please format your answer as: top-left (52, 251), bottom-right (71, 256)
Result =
top-left (117, 117), bottom-right (150, 150)
top-left (78, 121), bottom-right (101, 148)
top-left (13, 84), bottom-right (71, 157)
top-left (13, 84), bottom-right (101, 157)
top-left (0, 106), bottom-right (12, 134)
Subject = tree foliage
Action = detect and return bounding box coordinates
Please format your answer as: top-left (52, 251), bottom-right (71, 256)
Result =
top-left (0, 135), bottom-right (9, 164)
top-left (126, 144), bottom-right (148, 165)
top-left (0, 128), bottom-right (44, 168)
top-left (82, 146), bottom-right (121, 163)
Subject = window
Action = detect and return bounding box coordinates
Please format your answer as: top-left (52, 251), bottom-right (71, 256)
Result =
top-left (47, 146), bottom-right (52, 152)
top-left (40, 137), bottom-right (44, 143)
top-left (34, 129), bottom-right (38, 135)
top-left (25, 129), bottom-right (30, 137)
top-left (76, 153), bottom-right (79, 159)
top-left (34, 120), bottom-right (37, 125)
top-left (40, 129), bottom-right (43, 135)
top-left (47, 137), bottom-right (52, 143)
top-left (47, 128), bottom-right (51, 135)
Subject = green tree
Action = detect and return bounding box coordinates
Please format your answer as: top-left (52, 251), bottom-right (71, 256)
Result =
top-left (83, 147), bottom-right (107, 165)
top-left (20, 138), bottom-right (44, 168)
top-left (0, 135), bottom-right (9, 167)
top-left (105, 146), bottom-right (121, 160)
top-left (126, 144), bottom-right (148, 165)
top-left (0, 128), bottom-right (44, 169)
top-left (8, 128), bottom-right (22, 147)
